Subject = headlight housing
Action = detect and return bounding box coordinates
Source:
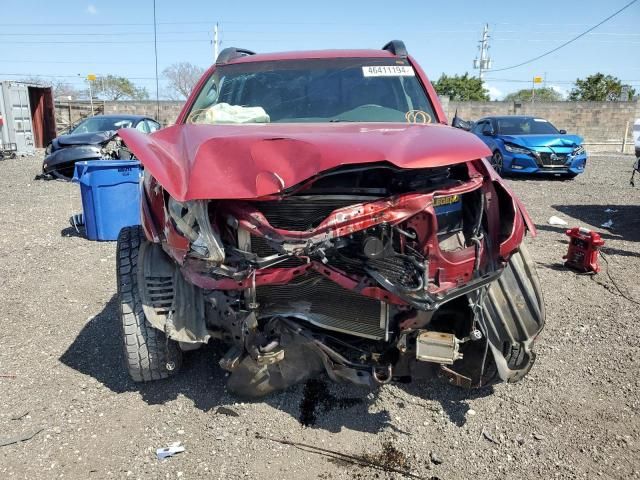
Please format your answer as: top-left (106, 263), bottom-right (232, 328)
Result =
top-left (572, 145), bottom-right (585, 156)
top-left (167, 197), bottom-right (225, 263)
top-left (504, 143), bottom-right (532, 155)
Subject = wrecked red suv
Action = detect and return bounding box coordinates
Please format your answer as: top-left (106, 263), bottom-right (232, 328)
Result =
top-left (116, 41), bottom-right (544, 397)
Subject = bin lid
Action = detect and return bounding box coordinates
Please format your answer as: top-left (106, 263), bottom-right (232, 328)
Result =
top-left (73, 159), bottom-right (142, 185)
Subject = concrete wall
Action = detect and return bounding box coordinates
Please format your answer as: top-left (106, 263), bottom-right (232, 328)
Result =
top-left (54, 100), bottom-right (184, 133)
top-left (440, 98), bottom-right (639, 153)
top-left (103, 101), bottom-right (184, 127)
top-left (56, 99), bottom-right (640, 153)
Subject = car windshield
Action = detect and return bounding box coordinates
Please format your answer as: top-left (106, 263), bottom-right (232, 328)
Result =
top-left (496, 118), bottom-right (559, 135)
top-left (70, 117), bottom-right (134, 134)
top-left (186, 57), bottom-right (436, 124)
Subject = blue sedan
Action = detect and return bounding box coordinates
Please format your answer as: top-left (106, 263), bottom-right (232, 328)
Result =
top-left (472, 116), bottom-right (587, 178)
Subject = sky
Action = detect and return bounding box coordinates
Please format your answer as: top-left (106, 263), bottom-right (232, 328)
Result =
top-left (0, 0), bottom-right (638, 100)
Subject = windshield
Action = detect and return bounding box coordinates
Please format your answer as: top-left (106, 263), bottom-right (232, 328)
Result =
top-left (186, 58), bottom-right (436, 124)
top-left (70, 117), bottom-right (134, 134)
top-left (496, 118), bottom-right (559, 135)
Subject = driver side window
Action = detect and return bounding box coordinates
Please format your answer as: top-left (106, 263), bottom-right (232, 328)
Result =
top-left (472, 121), bottom-right (486, 135)
top-left (135, 121), bottom-right (150, 133)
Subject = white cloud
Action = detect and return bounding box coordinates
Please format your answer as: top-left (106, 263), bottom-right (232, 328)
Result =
top-left (87, 4), bottom-right (97, 15)
top-left (485, 84), bottom-right (504, 101)
top-left (550, 84), bottom-right (569, 99)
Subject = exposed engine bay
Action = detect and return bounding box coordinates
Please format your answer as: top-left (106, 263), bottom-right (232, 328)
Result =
top-left (135, 158), bottom-right (544, 397)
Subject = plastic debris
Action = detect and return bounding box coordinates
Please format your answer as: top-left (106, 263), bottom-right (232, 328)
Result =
top-left (600, 220), bottom-right (613, 229)
top-left (69, 213), bottom-right (85, 233)
top-left (548, 216), bottom-right (568, 226)
top-left (430, 451), bottom-right (443, 465)
top-left (156, 442), bottom-right (185, 460)
top-left (481, 429), bottom-right (499, 444)
top-left (604, 208), bottom-right (618, 213)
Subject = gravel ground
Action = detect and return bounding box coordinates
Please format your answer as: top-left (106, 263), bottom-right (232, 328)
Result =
top-left (0, 152), bottom-right (639, 480)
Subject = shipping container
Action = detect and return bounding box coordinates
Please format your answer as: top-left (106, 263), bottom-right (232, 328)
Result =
top-left (0, 81), bottom-right (56, 156)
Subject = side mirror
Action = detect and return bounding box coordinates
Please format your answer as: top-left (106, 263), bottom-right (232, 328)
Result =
top-left (482, 126), bottom-right (494, 136)
top-left (559, 129), bottom-right (567, 134)
top-left (452, 115), bottom-right (473, 131)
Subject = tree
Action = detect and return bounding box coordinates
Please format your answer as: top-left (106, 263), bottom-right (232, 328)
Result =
top-left (162, 62), bottom-right (205, 99)
top-left (504, 87), bottom-right (563, 102)
top-left (93, 75), bottom-right (149, 101)
top-left (51, 81), bottom-right (82, 100)
top-left (432, 73), bottom-right (489, 101)
top-left (19, 77), bottom-right (82, 99)
top-left (569, 73), bottom-right (636, 101)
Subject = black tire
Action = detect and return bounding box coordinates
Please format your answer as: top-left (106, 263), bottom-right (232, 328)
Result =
top-left (116, 226), bottom-right (182, 382)
top-left (490, 151), bottom-right (504, 175)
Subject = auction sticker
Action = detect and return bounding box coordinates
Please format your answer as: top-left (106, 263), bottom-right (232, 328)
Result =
top-left (362, 65), bottom-right (415, 77)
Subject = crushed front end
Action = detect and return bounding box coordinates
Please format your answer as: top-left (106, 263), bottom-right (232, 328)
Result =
top-left (137, 156), bottom-right (544, 397)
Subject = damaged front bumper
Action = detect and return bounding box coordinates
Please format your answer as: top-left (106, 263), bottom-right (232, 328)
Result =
top-left (137, 160), bottom-right (544, 396)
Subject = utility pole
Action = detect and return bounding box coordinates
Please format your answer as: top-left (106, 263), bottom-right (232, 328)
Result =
top-left (473, 23), bottom-right (492, 80)
top-left (152, 0), bottom-right (160, 121)
top-left (213, 23), bottom-right (219, 61)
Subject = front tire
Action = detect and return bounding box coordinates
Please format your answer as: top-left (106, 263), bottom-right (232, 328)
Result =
top-left (490, 151), bottom-right (504, 175)
top-left (116, 226), bottom-right (182, 382)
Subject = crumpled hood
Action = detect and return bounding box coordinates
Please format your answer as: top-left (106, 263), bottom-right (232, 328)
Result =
top-left (500, 134), bottom-right (583, 149)
top-left (54, 130), bottom-right (116, 149)
top-left (119, 123), bottom-right (491, 201)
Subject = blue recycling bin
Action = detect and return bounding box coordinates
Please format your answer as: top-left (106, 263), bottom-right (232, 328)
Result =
top-left (73, 160), bottom-right (142, 241)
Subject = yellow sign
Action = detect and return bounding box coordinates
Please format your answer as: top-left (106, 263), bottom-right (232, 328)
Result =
top-left (433, 194), bottom-right (460, 207)
top-left (533, 76), bottom-right (543, 84)
top-left (87, 74), bottom-right (96, 81)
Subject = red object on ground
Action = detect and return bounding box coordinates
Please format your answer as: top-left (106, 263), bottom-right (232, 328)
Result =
top-left (564, 227), bottom-right (605, 273)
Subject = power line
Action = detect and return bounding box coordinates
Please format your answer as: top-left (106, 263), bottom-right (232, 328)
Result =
top-left (0, 72), bottom-right (159, 80)
top-left (0, 30), bottom-right (212, 36)
top-left (487, 0), bottom-right (639, 72)
top-left (0, 39), bottom-right (209, 45)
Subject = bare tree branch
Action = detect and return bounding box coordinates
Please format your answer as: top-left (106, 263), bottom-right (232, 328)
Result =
top-left (163, 62), bottom-right (205, 100)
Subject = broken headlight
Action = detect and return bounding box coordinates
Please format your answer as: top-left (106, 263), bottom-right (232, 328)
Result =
top-left (572, 145), bottom-right (585, 156)
top-left (167, 197), bottom-right (225, 263)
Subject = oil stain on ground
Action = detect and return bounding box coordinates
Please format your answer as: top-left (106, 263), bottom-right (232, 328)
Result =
top-left (299, 378), bottom-right (363, 426)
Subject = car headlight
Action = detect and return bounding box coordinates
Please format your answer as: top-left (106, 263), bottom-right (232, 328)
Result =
top-left (572, 145), bottom-right (585, 156)
top-left (167, 197), bottom-right (225, 263)
top-left (504, 143), bottom-right (532, 155)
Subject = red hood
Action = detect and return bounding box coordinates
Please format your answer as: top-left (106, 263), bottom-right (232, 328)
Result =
top-left (119, 123), bottom-right (491, 201)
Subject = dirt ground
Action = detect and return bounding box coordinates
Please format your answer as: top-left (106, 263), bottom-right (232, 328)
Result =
top-left (1, 152), bottom-right (639, 480)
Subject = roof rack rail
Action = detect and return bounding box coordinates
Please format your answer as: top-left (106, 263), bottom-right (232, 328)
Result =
top-left (382, 40), bottom-right (408, 58)
top-left (215, 47), bottom-right (256, 65)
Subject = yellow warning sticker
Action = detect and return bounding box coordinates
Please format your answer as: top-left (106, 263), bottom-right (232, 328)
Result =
top-left (433, 195), bottom-right (460, 207)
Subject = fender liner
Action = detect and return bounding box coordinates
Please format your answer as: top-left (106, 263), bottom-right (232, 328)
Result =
top-left (137, 240), bottom-right (208, 343)
top-left (481, 243), bottom-right (545, 382)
